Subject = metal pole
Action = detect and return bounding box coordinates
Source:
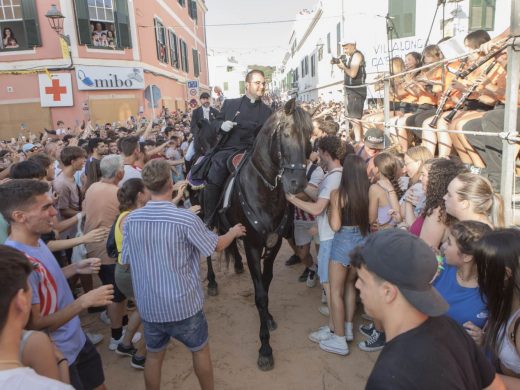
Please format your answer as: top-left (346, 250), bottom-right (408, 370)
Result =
top-left (500, 0), bottom-right (520, 226)
top-left (150, 85), bottom-right (156, 120)
top-left (383, 78), bottom-right (391, 147)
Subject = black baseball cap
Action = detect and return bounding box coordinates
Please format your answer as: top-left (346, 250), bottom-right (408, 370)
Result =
top-left (359, 229), bottom-right (448, 317)
top-left (200, 92), bottom-right (210, 99)
top-left (363, 128), bottom-right (388, 150)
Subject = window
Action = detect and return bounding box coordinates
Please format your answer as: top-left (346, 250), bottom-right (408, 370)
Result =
top-left (154, 18), bottom-right (168, 63)
top-left (168, 29), bottom-right (179, 68)
top-left (311, 54), bottom-right (316, 77)
top-left (388, 0), bottom-right (416, 39)
top-left (192, 48), bottom-right (200, 77)
top-left (178, 0), bottom-right (185, 6)
top-left (318, 46), bottom-right (323, 61)
top-left (179, 39), bottom-right (189, 72)
top-left (304, 56), bottom-right (309, 76)
top-left (74, 0), bottom-right (131, 48)
top-left (301, 59), bottom-right (305, 77)
top-left (188, 0), bottom-right (197, 22)
top-left (223, 82), bottom-right (229, 91)
top-left (227, 66), bottom-right (234, 72)
top-left (469, 0), bottom-right (495, 31)
top-left (239, 80), bottom-right (245, 94)
top-left (336, 22), bottom-right (341, 56)
top-left (0, 0), bottom-right (41, 51)
top-left (326, 32), bottom-right (331, 54)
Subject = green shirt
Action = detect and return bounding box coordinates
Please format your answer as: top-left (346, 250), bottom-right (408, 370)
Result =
top-left (0, 214), bottom-right (9, 244)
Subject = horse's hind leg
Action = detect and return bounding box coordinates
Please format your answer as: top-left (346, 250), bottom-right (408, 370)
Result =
top-left (262, 237), bottom-right (282, 332)
top-left (244, 242), bottom-right (274, 371)
top-left (207, 256), bottom-right (218, 296)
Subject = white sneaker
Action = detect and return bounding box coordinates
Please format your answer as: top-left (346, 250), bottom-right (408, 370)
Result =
top-left (320, 334), bottom-right (349, 356)
top-left (319, 305), bottom-right (329, 316)
top-left (321, 289), bottom-right (327, 304)
top-left (308, 325), bottom-right (332, 343)
top-left (345, 322), bottom-right (354, 342)
top-left (99, 311), bottom-right (111, 325)
top-left (306, 270), bottom-right (317, 288)
top-left (109, 335), bottom-right (123, 351)
top-left (86, 332), bottom-right (104, 345)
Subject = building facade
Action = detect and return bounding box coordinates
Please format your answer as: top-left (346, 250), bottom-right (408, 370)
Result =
top-left (0, 0), bottom-right (209, 138)
top-left (274, 0), bottom-right (511, 103)
top-left (207, 53), bottom-right (248, 99)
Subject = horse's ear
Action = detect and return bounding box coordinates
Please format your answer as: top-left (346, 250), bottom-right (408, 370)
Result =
top-left (284, 98), bottom-right (296, 116)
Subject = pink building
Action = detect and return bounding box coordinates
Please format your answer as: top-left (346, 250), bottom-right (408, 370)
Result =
top-left (0, 0), bottom-right (209, 138)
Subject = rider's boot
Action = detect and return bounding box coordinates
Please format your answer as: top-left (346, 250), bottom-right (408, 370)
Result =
top-left (203, 183), bottom-right (221, 228)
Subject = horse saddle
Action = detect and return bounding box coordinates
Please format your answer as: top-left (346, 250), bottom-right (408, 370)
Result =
top-left (226, 151), bottom-right (245, 173)
top-left (187, 155), bottom-right (207, 189)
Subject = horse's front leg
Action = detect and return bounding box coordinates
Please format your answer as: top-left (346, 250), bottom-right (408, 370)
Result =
top-left (206, 256), bottom-right (218, 296)
top-left (245, 242), bottom-right (274, 371)
top-left (262, 236), bottom-right (282, 331)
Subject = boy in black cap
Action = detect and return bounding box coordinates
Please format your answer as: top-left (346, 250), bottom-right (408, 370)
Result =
top-left (351, 229), bottom-right (503, 390)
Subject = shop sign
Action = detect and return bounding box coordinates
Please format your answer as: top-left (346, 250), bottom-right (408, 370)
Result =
top-left (76, 66), bottom-right (145, 90)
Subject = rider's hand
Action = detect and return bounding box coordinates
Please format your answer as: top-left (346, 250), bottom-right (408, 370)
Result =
top-left (221, 121), bottom-right (237, 132)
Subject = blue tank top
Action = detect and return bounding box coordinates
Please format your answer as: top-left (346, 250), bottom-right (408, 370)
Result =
top-left (433, 260), bottom-right (488, 329)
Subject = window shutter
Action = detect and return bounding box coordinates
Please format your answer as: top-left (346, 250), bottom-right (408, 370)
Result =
top-left (73, 0), bottom-right (91, 45)
top-left (115, 0), bottom-right (131, 48)
top-left (154, 19), bottom-right (161, 61)
top-left (21, 0), bottom-right (41, 47)
top-left (190, 1), bottom-right (198, 22)
top-left (193, 49), bottom-right (199, 77)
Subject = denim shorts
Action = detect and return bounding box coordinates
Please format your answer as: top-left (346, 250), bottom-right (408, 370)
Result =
top-left (143, 310), bottom-right (208, 353)
top-left (317, 239), bottom-right (333, 284)
top-left (330, 226), bottom-right (366, 267)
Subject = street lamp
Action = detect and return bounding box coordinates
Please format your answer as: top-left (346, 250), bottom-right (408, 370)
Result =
top-left (45, 4), bottom-right (70, 45)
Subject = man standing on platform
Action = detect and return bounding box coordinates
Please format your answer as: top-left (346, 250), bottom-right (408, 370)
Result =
top-left (203, 70), bottom-right (272, 226)
top-left (332, 42), bottom-right (367, 142)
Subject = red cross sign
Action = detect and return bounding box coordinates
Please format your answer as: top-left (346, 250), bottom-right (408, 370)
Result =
top-left (39, 74), bottom-right (73, 107)
top-left (45, 79), bottom-right (67, 101)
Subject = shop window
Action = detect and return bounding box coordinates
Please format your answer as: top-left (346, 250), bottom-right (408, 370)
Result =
top-left (469, 0), bottom-right (495, 31)
top-left (74, 0), bottom-right (131, 49)
top-left (168, 29), bottom-right (179, 68)
top-left (154, 18), bottom-right (168, 63)
top-left (193, 48), bottom-right (199, 77)
top-left (0, 0), bottom-right (41, 51)
top-left (388, 0), bottom-right (416, 39)
top-left (179, 39), bottom-right (189, 72)
top-left (188, 0), bottom-right (197, 23)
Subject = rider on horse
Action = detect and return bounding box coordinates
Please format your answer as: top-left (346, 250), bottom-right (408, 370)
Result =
top-left (203, 69), bottom-right (273, 226)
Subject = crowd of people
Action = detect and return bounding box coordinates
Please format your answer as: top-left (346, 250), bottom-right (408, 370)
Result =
top-left (0, 28), bottom-right (519, 390)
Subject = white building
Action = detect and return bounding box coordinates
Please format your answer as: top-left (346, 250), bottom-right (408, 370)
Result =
top-left (274, 0), bottom-right (511, 103)
top-left (207, 53), bottom-right (248, 99)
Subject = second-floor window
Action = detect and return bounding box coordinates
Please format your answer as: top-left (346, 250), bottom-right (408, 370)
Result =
top-left (188, 0), bottom-right (197, 22)
top-left (179, 39), bottom-right (189, 72)
top-left (154, 18), bottom-right (168, 63)
top-left (388, 0), bottom-right (416, 39)
top-left (469, 0), bottom-right (496, 31)
top-left (74, 0), bottom-right (132, 49)
top-left (0, 0), bottom-right (41, 51)
top-left (169, 29), bottom-right (179, 69)
top-left (192, 48), bottom-right (200, 77)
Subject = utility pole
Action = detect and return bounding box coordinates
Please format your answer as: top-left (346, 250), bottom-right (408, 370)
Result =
top-left (500, 0), bottom-right (520, 226)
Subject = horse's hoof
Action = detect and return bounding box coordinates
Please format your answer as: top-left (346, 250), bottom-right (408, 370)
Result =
top-left (207, 285), bottom-right (218, 296)
top-left (234, 263), bottom-right (244, 274)
top-left (267, 319), bottom-right (277, 331)
top-left (257, 354), bottom-right (274, 371)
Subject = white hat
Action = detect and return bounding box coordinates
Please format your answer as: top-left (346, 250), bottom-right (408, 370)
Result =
top-left (340, 40), bottom-right (356, 46)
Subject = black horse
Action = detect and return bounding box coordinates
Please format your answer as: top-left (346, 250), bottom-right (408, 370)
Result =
top-left (207, 99), bottom-right (312, 370)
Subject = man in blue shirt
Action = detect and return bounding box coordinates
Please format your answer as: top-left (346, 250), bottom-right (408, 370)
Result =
top-left (122, 159), bottom-right (246, 390)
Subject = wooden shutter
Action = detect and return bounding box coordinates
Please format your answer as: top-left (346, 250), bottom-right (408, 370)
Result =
top-left (115, 0), bottom-right (131, 48)
top-left (193, 48), bottom-right (199, 77)
top-left (73, 0), bottom-right (91, 45)
top-left (154, 18), bottom-right (161, 60)
top-left (21, 0), bottom-right (41, 47)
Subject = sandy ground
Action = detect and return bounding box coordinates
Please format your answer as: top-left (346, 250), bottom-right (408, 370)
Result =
top-left (82, 241), bottom-right (377, 390)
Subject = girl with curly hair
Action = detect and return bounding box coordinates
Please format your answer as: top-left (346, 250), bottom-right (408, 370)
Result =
top-left (369, 152), bottom-right (403, 230)
top-left (409, 158), bottom-right (466, 248)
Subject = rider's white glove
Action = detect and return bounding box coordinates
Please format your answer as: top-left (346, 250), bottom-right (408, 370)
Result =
top-left (221, 121), bottom-right (237, 132)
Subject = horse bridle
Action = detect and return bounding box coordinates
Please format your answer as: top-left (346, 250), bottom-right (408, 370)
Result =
top-left (250, 119), bottom-right (306, 191)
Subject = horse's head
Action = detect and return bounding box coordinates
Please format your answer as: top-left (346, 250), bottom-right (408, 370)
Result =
top-left (273, 99), bottom-right (312, 194)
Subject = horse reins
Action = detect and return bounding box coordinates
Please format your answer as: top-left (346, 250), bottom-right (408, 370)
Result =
top-left (249, 119), bottom-right (306, 191)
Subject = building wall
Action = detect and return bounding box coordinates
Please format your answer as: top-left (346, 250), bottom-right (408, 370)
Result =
top-left (208, 54), bottom-right (248, 99)
top-left (0, 0), bottom-right (209, 137)
top-left (275, 0), bottom-right (511, 103)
